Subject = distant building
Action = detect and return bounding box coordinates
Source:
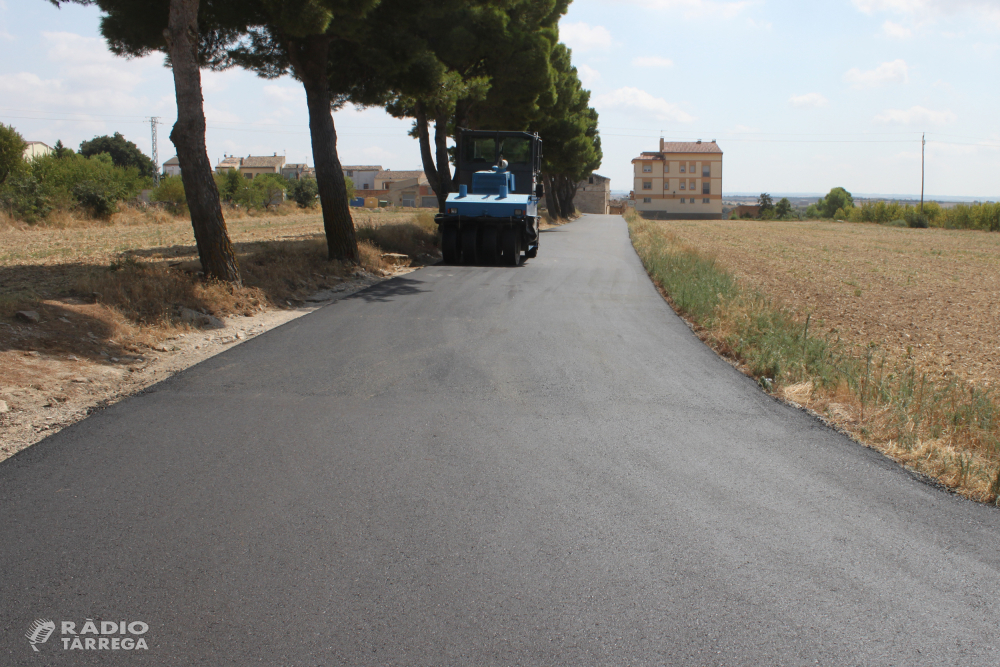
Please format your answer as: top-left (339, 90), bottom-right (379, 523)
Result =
top-left (240, 154), bottom-right (285, 179)
top-left (342, 165), bottom-right (382, 192)
top-left (23, 141), bottom-right (52, 160)
top-left (163, 156), bottom-right (181, 176)
top-left (575, 173), bottom-right (611, 214)
top-left (632, 139), bottom-right (723, 220)
top-left (281, 163), bottom-right (312, 180)
top-left (373, 169), bottom-right (425, 192)
top-left (216, 155), bottom-right (243, 173)
top-left (732, 204), bottom-right (761, 218)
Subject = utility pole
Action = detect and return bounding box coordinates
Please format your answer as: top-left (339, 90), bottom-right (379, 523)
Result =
top-left (150, 117), bottom-right (160, 186)
top-left (920, 132), bottom-right (925, 213)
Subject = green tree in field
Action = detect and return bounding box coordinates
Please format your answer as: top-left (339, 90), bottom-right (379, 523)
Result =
top-left (216, 168), bottom-right (244, 203)
top-left (0, 123), bottom-right (27, 185)
top-left (289, 177), bottom-right (319, 208)
top-left (774, 197), bottom-right (792, 219)
top-left (816, 187), bottom-right (853, 218)
top-left (757, 193), bottom-right (774, 218)
top-left (53, 140), bottom-right (73, 158)
top-left (79, 132), bottom-right (157, 179)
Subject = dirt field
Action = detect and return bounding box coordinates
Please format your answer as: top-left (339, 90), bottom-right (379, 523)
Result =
top-left (664, 220), bottom-right (1000, 390)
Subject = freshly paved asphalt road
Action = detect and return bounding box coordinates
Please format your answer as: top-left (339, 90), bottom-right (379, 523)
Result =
top-left (2, 215), bottom-right (998, 665)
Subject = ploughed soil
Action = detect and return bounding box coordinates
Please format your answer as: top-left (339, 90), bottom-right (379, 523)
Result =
top-left (665, 220), bottom-right (1000, 390)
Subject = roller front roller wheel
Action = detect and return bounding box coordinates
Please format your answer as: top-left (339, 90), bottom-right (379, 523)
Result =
top-left (441, 224), bottom-right (460, 264)
top-left (480, 226), bottom-right (500, 265)
top-left (501, 227), bottom-right (521, 266)
top-left (461, 225), bottom-right (478, 264)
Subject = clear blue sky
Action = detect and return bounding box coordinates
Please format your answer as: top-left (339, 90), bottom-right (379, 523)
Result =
top-left (2, 0), bottom-right (998, 198)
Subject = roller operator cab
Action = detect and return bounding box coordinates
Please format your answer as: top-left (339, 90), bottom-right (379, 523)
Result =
top-left (436, 130), bottom-right (543, 266)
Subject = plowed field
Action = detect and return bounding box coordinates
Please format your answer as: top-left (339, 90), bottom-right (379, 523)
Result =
top-left (665, 220), bottom-right (1000, 389)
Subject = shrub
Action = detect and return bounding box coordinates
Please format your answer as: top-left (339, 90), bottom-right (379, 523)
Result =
top-left (0, 123), bottom-right (27, 185)
top-left (150, 175), bottom-right (187, 214)
top-left (0, 174), bottom-right (51, 222)
top-left (79, 133), bottom-right (156, 179)
top-left (904, 210), bottom-right (929, 228)
top-left (73, 179), bottom-right (125, 217)
top-left (887, 218), bottom-right (908, 227)
top-left (288, 177), bottom-right (319, 208)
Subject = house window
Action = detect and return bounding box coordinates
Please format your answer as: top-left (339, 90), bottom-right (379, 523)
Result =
top-left (664, 163), bottom-right (669, 173)
top-left (643, 197), bottom-right (652, 203)
top-left (383, 182), bottom-right (390, 189)
top-left (642, 164), bottom-right (652, 173)
top-left (642, 181), bottom-right (652, 190)
top-left (680, 182), bottom-right (685, 190)
top-left (664, 182), bottom-right (670, 190)
top-left (363, 184), bottom-right (369, 190)
top-left (680, 164), bottom-right (686, 173)
top-left (681, 198), bottom-right (687, 204)
top-left (702, 182), bottom-right (710, 195)
top-left (702, 165), bottom-right (710, 178)
top-left (689, 162), bottom-right (696, 173)
top-left (345, 170), bottom-right (353, 177)
top-left (589, 176), bottom-right (594, 184)
top-left (244, 172), bottom-right (253, 179)
top-left (689, 180), bottom-right (695, 190)
top-left (703, 198), bottom-right (710, 204)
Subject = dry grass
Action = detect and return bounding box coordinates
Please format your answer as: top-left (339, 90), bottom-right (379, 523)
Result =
top-left (0, 206), bottom-right (436, 356)
top-left (628, 212), bottom-right (1000, 504)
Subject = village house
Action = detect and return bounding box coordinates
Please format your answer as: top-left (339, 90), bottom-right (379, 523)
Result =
top-left (215, 155), bottom-right (243, 173)
top-left (371, 170), bottom-right (437, 207)
top-left (575, 173), bottom-right (611, 214)
top-left (632, 139), bottom-right (723, 220)
top-left (239, 154), bottom-right (285, 179)
top-left (162, 156), bottom-right (181, 176)
top-left (281, 163), bottom-right (314, 180)
top-left (23, 141), bottom-right (52, 160)
top-left (342, 165), bottom-right (382, 192)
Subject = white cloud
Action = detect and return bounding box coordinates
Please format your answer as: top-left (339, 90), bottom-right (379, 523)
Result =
top-left (789, 92), bottom-right (829, 108)
top-left (615, 0), bottom-right (755, 20)
top-left (632, 56), bottom-right (674, 68)
top-left (560, 22), bottom-right (614, 52)
top-left (263, 85), bottom-right (305, 105)
top-left (874, 105), bottom-right (957, 124)
top-left (843, 59), bottom-right (909, 87)
top-left (593, 87), bottom-right (695, 122)
top-left (882, 20), bottom-right (913, 37)
top-left (577, 64), bottom-right (601, 85)
top-left (853, 0), bottom-right (1000, 26)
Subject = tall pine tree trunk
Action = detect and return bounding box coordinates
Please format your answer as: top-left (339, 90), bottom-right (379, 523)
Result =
top-left (414, 103), bottom-right (444, 212)
top-left (557, 175), bottom-right (579, 218)
top-left (433, 111), bottom-right (453, 208)
top-left (543, 173), bottom-right (560, 219)
top-left (165, 0), bottom-right (240, 283)
top-left (287, 35), bottom-right (358, 262)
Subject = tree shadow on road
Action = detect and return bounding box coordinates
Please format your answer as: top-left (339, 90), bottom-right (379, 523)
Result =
top-left (346, 277), bottom-right (428, 303)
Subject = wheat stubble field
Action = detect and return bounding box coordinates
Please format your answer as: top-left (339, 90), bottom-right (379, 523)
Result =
top-left (669, 220), bottom-right (1000, 389)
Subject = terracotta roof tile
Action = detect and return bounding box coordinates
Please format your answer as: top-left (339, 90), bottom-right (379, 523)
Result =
top-left (660, 141), bottom-right (723, 154)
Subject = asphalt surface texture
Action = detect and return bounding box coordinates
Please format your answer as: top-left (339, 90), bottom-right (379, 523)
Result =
top-left (1, 214), bottom-right (998, 666)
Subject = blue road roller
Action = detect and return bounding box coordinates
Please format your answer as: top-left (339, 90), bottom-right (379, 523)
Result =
top-left (436, 129), bottom-right (544, 266)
